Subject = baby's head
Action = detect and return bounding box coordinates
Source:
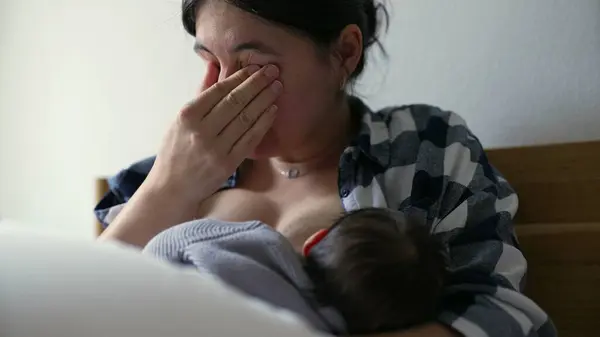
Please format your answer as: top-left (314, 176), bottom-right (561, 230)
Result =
top-left (304, 208), bottom-right (447, 334)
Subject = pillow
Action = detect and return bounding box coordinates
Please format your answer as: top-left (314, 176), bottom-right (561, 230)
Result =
top-left (0, 227), bottom-right (327, 337)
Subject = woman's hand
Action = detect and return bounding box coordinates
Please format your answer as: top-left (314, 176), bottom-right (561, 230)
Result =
top-left (147, 64), bottom-right (282, 204)
top-left (99, 64), bottom-right (282, 247)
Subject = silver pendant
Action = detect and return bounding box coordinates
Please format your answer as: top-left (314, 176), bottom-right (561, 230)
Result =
top-left (282, 168), bottom-right (301, 179)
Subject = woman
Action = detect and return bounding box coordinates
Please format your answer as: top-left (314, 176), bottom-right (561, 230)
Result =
top-left (96, 1), bottom-right (556, 336)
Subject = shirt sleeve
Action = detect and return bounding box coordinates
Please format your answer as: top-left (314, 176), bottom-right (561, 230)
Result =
top-left (94, 156), bottom-right (156, 228)
top-left (398, 106), bottom-right (557, 337)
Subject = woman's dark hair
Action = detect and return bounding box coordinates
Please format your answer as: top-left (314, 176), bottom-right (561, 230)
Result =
top-left (181, 0), bottom-right (389, 82)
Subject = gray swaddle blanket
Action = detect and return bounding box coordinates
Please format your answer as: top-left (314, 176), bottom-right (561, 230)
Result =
top-left (142, 219), bottom-right (346, 334)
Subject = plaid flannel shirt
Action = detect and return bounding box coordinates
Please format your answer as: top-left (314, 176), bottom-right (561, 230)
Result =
top-left (95, 97), bottom-right (556, 337)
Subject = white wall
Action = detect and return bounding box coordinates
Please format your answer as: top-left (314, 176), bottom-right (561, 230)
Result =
top-left (359, 0), bottom-right (600, 146)
top-left (0, 0), bottom-right (202, 236)
top-left (1, 0), bottom-right (599, 236)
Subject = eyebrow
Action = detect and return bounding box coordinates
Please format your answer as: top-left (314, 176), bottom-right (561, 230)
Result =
top-left (193, 40), bottom-right (280, 56)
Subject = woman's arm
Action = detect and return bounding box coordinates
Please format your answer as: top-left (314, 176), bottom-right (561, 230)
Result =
top-left (379, 106), bottom-right (556, 337)
top-left (98, 168), bottom-right (199, 247)
top-left (97, 64), bottom-right (282, 247)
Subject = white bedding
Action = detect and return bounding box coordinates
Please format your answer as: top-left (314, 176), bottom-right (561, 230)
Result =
top-left (0, 227), bottom-right (327, 337)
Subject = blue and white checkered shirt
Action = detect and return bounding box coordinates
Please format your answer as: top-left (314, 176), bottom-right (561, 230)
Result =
top-left (95, 97), bottom-right (556, 337)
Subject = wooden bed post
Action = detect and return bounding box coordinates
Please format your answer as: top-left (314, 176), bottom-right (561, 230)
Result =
top-left (486, 140), bottom-right (600, 337)
top-left (95, 178), bottom-right (109, 237)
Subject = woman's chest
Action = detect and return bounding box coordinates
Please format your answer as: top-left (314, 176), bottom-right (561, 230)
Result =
top-left (196, 187), bottom-right (345, 250)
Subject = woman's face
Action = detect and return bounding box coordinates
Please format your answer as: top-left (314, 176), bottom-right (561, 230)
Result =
top-left (194, 0), bottom-right (342, 159)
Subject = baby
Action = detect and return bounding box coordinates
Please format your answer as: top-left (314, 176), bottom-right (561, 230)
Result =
top-left (143, 208), bottom-right (447, 335)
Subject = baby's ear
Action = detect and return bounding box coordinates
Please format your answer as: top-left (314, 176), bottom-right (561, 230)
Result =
top-left (302, 229), bottom-right (330, 257)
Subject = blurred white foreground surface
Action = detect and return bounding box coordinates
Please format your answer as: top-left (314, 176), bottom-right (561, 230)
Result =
top-left (0, 227), bottom-right (326, 337)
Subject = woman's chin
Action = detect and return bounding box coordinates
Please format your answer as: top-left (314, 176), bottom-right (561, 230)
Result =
top-left (248, 136), bottom-right (278, 160)
top-left (248, 147), bottom-right (275, 160)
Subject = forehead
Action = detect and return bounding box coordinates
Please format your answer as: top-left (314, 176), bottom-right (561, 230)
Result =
top-left (195, 1), bottom-right (290, 52)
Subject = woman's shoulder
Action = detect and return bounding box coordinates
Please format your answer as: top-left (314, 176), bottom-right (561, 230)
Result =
top-left (354, 99), bottom-right (477, 161)
top-left (357, 102), bottom-right (500, 218)
top-left (371, 103), bottom-right (471, 138)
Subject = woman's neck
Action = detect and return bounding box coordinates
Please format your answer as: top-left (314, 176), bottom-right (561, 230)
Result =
top-left (271, 97), bottom-right (353, 174)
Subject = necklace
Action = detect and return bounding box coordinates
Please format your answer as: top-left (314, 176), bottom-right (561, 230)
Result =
top-left (278, 167), bottom-right (302, 179)
top-left (272, 159), bottom-right (307, 179)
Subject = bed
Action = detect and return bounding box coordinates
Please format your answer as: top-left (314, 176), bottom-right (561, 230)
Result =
top-left (95, 140), bottom-right (600, 337)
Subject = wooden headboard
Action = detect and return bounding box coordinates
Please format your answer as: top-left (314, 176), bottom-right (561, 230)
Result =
top-left (95, 140), bottom-right (600, 337)
top-left (486, 140), bottom-right (600, 337)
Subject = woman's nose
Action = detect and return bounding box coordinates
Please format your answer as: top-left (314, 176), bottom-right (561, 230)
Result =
top-left (218, 66), bottom-right (238, 82)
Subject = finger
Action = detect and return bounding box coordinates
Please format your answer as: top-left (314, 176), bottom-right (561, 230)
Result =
top-left (218, 80), bottom-right (282, 150)
top-left (203, 65), bottom-right (280, 137)
top-left (181, 65), bottom-right (260, 122)
top-left (229, 105), bottom-right (278, 158)
top-left (200, 65), bottom-right (261, 110)
top-left (199, 62), bottom-right (220, 95)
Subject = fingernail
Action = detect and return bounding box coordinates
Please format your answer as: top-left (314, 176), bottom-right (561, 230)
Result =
top-left (270, 80), bottom-right (283, 94)
top-left (247, 65), bottom-right (260, 74)
top-left (265, 65), bottom-right (279, 78)
top-left (267, 105), bottom-right (278, 116)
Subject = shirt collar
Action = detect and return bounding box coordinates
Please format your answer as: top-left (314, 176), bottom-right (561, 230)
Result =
top-left (348, 96), bottom-right (390, 168)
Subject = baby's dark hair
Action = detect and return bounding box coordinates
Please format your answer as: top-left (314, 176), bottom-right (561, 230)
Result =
top-left (307, 208), bottom-right (447, 334)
